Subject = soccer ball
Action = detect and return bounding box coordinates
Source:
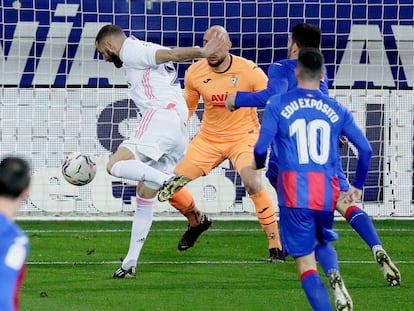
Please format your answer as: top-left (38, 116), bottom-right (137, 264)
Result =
top-left (61, 152), bottom-right (96, 186)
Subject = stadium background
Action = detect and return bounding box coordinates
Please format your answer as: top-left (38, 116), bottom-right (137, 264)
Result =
top-left (0, 0), bottom-right (413, 218)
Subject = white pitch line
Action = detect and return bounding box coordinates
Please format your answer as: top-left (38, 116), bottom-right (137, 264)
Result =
top-left (27, 260), bottom-right (414, 265)
top-left (24, 228), bottom-right (414, 233)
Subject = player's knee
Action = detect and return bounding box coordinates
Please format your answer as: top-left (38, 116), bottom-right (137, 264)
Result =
top-left (335, 201), bottom-right (349, 217)
top-left (137, 182), bottom-right (158, 199)
top-left (174, 161), bottom-right (203, 180)
top-left (239, 168), bottom-right (262, 194)
top-left (244, 182), bottom-right (262, 195)
top-left (242, 175), bottom-right (263, 194)
top-left (106, 162), bottom-right (112, 175)
top-left (106, 159), bottom-right (117, 175)
top-left (335, 192), bottom-right (350, 216)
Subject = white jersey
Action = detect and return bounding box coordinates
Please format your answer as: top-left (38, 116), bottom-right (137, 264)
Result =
top-left (119, 36), bottom-right (188, 122)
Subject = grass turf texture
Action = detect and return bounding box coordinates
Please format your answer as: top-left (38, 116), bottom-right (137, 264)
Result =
top-left (19, 220), bottom-right (413, 311)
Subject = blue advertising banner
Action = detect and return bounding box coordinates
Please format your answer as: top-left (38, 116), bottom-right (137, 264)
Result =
top-left (1, 0), bottom-right (413, 88)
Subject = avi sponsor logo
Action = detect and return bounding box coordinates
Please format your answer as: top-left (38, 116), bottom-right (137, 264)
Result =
top-left (211, 92), bottom-right (229, 107)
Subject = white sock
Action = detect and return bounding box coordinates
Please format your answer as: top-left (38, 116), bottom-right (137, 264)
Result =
top-left (372, 244), bottom-right (384, 258)
top-left (122, 194), bottom-right (154, 270)
top-left (111, 160), bottom-right (172, 187)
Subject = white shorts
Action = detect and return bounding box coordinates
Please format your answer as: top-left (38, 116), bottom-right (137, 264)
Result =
top-left (121, 108), bottom-right (189, 174)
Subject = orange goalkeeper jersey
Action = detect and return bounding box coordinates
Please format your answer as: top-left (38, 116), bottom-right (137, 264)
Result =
top-left (184, 54), bottom-right (268, 140)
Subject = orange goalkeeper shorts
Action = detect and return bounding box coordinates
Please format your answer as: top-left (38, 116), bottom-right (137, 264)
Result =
top-left (174, 130), bottom-right (259, 179)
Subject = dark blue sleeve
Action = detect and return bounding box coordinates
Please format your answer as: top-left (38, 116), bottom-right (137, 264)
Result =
top-left (235, 63), bottom-right (289, 108)
top-left (337, 154), bottom-right (350, 191)
top-left (341, 111), bottom-right (373, 189)
top-left (320, 73), bottom-right (329, 96)
top-left (254, 99), bottom-right (280, 169)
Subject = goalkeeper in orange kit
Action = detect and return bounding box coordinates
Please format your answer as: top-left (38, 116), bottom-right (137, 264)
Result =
top-left (158, 25), bottom-right (284, 262)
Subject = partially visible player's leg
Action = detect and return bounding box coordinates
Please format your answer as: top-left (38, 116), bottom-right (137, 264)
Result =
top-left (113, 182), bottom-right (156, 278)
top-left (168, 137), bottom-right (216, 250)
top-left (336, 196), bottom-right (382, 250)
top-left (239, 166), bottom-right (284, 262)
top-left (315, 243), bottom-right (353, 311)
top-left (169, 186), bottom-right (212, 251)
top-left (336, 196), bottom-right (401, 286)
top-left (158, 174), bottom-right (189, 202)
top-left (296, 254), bottom-right (333, 311)
top-left (313, 211), bottom-right (353, 311)
top-left (108, 146), bottom-right (173, 186)
top-left (280, 207), bottom-right (333, 310)
top-left (232, 136), bottom-right (284, 262)
top-left (169, 187), bottom-right (213, 251)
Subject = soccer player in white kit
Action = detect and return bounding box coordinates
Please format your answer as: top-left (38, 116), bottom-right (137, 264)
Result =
top-left (95, 24), bottom-right (225, 278)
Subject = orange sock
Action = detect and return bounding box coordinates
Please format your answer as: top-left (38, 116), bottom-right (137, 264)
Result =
top-left (250, 189), bottom-right (282, 250)
top-left (169, 187), bottom-right (202, 226)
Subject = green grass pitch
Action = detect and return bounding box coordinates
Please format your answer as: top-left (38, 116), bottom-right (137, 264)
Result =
top-left (18, 219), bottom-right (413, 311)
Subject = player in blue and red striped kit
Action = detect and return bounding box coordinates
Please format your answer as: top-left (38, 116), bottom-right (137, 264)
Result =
top-left (0, 156), bottom-right (31, 311)
top-left (226, 22), bottom-right (400, 287)
top-left (254, 48), bottom-right (373, 310)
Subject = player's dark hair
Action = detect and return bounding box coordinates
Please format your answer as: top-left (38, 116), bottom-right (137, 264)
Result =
top-left (297, 48), bottom-right (324, 81)
top-left (95, 24), bottom-right (124, 44)
top-left (291, 23), bottom-right (321, 49)
top-left (0, 156), bottom-right (31, 199)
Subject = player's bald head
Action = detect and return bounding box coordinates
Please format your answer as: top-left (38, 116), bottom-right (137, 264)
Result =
top-left (204, 25), bottom-right (230, 43)
top-left (202, 26), bottom-right (232, 69)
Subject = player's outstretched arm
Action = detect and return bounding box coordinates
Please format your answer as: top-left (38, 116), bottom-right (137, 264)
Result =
top-left (253, 102), bottom-right (280, 169)
top-left (227, 62), bottom-right (289, 111)
top-left (226, 86), bottom-right (272, 111)
top-left (155, 32), bottom-right (226, 64)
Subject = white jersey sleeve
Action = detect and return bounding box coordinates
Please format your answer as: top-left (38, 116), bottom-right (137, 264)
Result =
top-left (120, 36), bottom-right (168, 69)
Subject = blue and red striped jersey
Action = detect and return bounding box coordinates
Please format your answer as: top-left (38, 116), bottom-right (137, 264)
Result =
top-left (0, 215), bottom-right (29, 311)
top-left (254, 88), bottom-right (372, 211)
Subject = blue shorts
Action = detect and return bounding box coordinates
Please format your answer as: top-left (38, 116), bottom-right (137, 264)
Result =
top-left (279, 206), bottom-right (338, 258)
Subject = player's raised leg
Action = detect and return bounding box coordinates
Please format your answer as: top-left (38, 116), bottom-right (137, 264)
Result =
top-left (336, 197), bottom-right (401, 286)
top-left (158, 174), bottom-right (189, 202)
top-left (107, 146), bottom-right (174, 187)
top-left (166, 149), bottom-right (214, 251)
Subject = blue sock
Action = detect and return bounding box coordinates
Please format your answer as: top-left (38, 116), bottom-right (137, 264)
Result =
top-left (345, 206), bottom-right (382, 249)
top-left (300, 270), bottom-right (333, 311)
top-left (315, 243), bottom-right (339, 277)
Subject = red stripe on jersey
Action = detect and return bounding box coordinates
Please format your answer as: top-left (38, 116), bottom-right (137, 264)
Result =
top-left (308, 172), bottom-right (324, 211)
top-left (14, 264), bottom-right (26, 311)
top-left (331, 177), bottom-right (340, 211)
top-left (282, 171), bottom-right (296, 207)
top-left (135, 109), bottom-right (155, 138)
